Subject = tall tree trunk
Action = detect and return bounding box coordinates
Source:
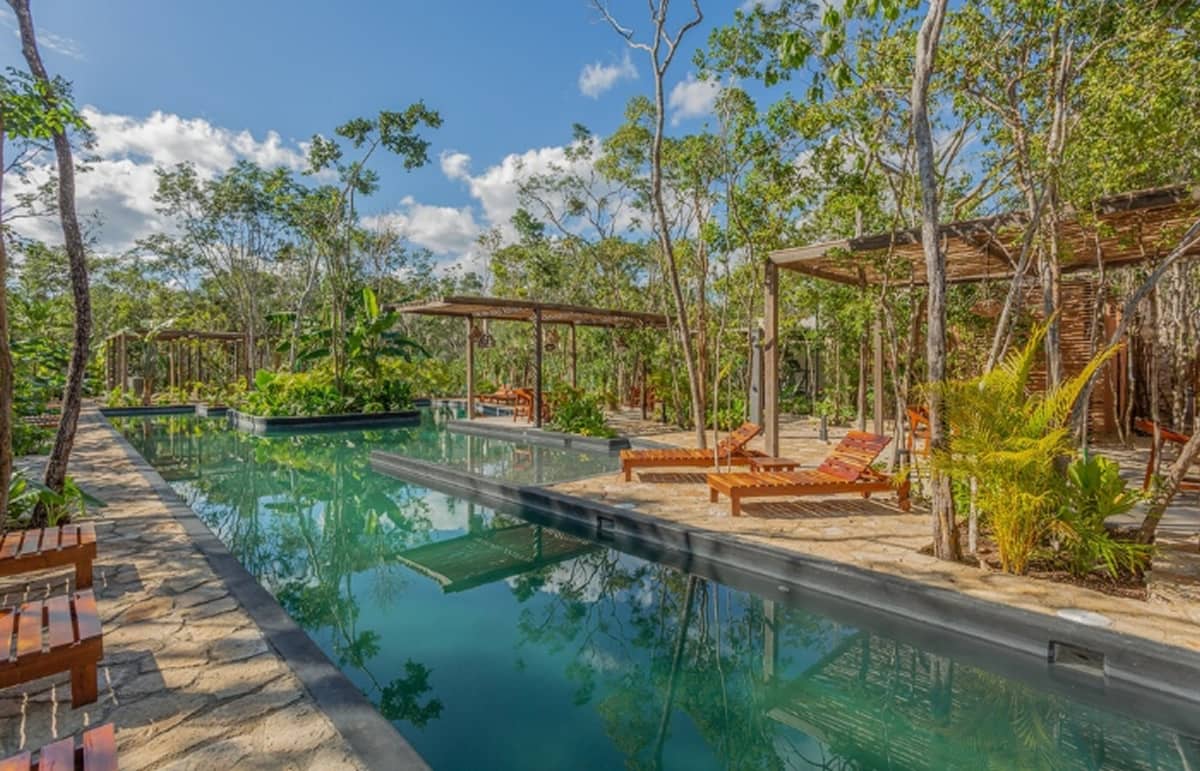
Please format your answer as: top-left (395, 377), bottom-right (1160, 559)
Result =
top-left (10, 0), bottom-right (92, 517)
top-left (912, 0), bottom-right (960, 561)
top-left (0, 116), bottom-right (12, 526)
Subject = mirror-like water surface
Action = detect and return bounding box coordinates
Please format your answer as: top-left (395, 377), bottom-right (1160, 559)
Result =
top-left (113, 412), bottom-right (1197, 770)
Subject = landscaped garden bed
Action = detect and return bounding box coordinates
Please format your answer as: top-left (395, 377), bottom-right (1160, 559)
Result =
top-left (228, 407), bottom-right (420, 434)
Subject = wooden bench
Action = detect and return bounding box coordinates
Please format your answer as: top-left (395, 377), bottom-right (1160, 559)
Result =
top-left (0, 524), bottom-right (96, 590)
top-left (0, 723), bottom-right (116, 770)
top-left (0, 589), bottom-right (103, 708)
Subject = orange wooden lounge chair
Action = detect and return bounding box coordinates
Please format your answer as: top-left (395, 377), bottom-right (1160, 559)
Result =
top-left (0, 723), bottom-right (116, 770)
top-left (0, 589), bottom-right (103, 708)
top-left (620, 422), bottom-right (765, 482)
top-left (906, 405), bottom-right (931, 456)
top-left (1134, 418), bottom-right (1200, 493)
top-left (0, 524), bottom-right (97, 590)
top-left (707, 431), bottom-right (910, 516)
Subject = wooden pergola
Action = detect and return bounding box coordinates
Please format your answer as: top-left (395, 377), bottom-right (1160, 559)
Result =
top-left (762, 184), bottom-right (1200, 454)
top-left (393, 296), bottom-right (669, 427)
top-left (104, 328), bottom-right (254, 399)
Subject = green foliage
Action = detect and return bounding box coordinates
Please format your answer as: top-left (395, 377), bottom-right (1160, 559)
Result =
top-left (240, 367), bottom-right (412, 417)
top-left (105, 388), bottom-right (141, 408)
top-left (706, 395), bottom-right (747, 432)
top-left (1055, 453), bottom-right (1150, 578)
top-left (931, 322), bottom-right (1121, 574)
top-left (11, 420), bottom-right (50, 456)
top-left (548, 387), bottom-right (615, 438)
top-left (5, 469), bottom-right (104, 529)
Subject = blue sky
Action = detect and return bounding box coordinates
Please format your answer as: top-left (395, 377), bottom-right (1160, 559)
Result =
top-left (1, 0), bottom-right (752, 269)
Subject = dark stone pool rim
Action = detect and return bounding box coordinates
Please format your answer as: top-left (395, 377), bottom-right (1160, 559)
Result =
top-left (369, 449), bottom-right (1200, 726)
top-left (227, 408), bottom-right (422, 434)
top-left (446, 419), bottom-right (631, 452)
top-left (97, 412), bottom-right (431, 770)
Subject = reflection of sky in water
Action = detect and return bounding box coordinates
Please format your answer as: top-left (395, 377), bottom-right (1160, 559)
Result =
top-left (112, 412), bottom-right (1196, 771)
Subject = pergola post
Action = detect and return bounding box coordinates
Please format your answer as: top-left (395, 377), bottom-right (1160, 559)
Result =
top-left (640, 356), bottom-right (649, 420)
top-left (168, 342), bottom-right (177, 390)
top-left (569, 323), bottom-right (577, 389)
top-left (118, 332), bottom-right (128, 393)
top-left (534, 309), bottom-right (544, 428)
top-left (764, 262), bottom-right (780, 457)
top-left (872, 316), bottom-right (884, 436)
top-left (466, 316), bottom-right (476, 420)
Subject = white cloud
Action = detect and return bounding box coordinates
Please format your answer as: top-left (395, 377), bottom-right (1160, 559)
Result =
top-left (4, 108), bottom-right (312, 253)
top-left (0, 10), bottom-right (84, 59)
top-left (668, 74), bottom-right (721, 125)
top-left (578, 51), bottom-right (638, 98)
top-left (362, 196), bottom-right (480, 257)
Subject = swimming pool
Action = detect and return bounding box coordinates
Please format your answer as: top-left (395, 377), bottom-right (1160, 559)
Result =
top-left (112, 412), bottom-right (1198, 770)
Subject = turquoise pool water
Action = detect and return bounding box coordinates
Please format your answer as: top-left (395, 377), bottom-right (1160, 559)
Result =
top-left (112, 412), bottom-right (1197, 770)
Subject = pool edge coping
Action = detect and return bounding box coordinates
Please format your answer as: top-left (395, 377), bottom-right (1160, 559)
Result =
top-left (94, 410), bottom-right (432, 771)
top-left (369, 449), bottom-right (1200, 712)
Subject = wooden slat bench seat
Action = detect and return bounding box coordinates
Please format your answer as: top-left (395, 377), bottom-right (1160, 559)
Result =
top-left (707, 431), bottom-right (910, 516)
top-left (0, 524), bottom-right (96, 590)
top-left (0, 589), bottom-right (103, 708)
top-left (0, 723), bottom-right (116, 771)
top-left (620, 422), bottom-right (765, 481)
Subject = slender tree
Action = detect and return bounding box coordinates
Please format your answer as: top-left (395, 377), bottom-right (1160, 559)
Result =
top-left (8, 0), bottom-right (91, 521)
top-left (593, 0), bottom-right (710, 448)
top-left (912, 0), bottom-right (960, 561)
top-left (0, 109), bottom-right (10, 522)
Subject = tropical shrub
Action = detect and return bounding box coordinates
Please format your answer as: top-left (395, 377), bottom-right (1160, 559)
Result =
top-left (548, 387), bottom-right (615, 437)
top-left (706, 395), bottom-right (748, 432)
top-left (240, 367), bottom-right (413, 417)
top-left (1055, 453), bottom-right (1149, 578)
top-left (5, 469), bottom-right (104, 529)
top-left (12, 419), bottom-right (51, 456)
top-left (931, 321), bottom-right (1122, 574)
top-left (105, 387), bottom-right (141, 408)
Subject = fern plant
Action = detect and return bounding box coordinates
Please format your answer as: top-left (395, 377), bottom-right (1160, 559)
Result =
top-left (930, 321), bottom-right (1119, 574)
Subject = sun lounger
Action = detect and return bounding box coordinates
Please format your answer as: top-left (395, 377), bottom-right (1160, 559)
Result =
top-left (0, 723), bottom-right (116, 770)
top-left (707, 431), bottom-right (910, 516)
top-left (620, 422), bottom-right (764, 482)
top-left (0, 524), bottom-right (97, 590)
top-left (0, 589), bottom-right (103, 708)
top-left (1134, 418), bottom-right (1200, 492)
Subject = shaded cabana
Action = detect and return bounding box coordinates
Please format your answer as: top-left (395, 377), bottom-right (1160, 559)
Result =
top-left (395, 521), bottom-right (597, 593)
top-left (393, 296), bottom-right (669, 427)
top-left (761, 184), bottom-right (1200, 455)
top-left (104, 328), bottom-right (259, 399)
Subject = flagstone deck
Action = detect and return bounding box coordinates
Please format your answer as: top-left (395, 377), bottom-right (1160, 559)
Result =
top-left (0, 415), bottom-right (372, 769)
top-left (551, 416), bottom-right (1200, 653)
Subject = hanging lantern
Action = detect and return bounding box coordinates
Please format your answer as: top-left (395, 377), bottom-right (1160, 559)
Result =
top-left (478, 333), bottom-right (494, 349)
top-left (614, 336), bottom-right (629, 351)
top-left (544, 329), bottom-right (559, 352)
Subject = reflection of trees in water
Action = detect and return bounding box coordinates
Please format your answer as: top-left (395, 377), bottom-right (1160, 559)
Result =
top-left (120, 415), bottom-right (444, 729)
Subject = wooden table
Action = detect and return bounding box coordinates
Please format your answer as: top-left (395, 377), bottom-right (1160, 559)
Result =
top-left (749, 456), bottom-right (800, 472)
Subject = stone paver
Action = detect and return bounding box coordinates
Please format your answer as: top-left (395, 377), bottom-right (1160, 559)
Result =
top-left (0, 415), bottom-right (367, 769)
top-left (551, 415), bottom-right (1200, 653)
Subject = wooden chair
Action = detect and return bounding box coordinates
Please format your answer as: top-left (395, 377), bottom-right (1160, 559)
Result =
top-left (1134, 418), bottom-right (1200, 493)
top-left (906, 405), bottom-right (931, 456)
top-left (707, 431), bottom-right (910, 516)
top-left (0, 723), bottom-right (116, 771)
top-left (0, 589), bottom-right (103, 708)
top-left (620, 422), bottom-right (765, 482)
top-left (0, 524), bottom-right (97, 590)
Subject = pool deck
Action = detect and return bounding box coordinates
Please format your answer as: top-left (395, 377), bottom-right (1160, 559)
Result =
top-left (0, 412), bottom-right (402, 769)
top-left (544, 414), bottom-right (1200, 654)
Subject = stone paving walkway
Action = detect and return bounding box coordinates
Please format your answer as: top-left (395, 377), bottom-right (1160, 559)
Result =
top-left (0, 415), bottom-right (368, 769)
top-left (554, 416), bottom-right (1200, 653)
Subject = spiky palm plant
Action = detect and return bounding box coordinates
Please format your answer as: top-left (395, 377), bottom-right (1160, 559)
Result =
top-left (930, 321), bottom-right (1118, 574)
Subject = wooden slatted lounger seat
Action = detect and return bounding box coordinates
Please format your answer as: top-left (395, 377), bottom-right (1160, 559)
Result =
top-left (1135, 418), bottom-right (1200, 493)
top-left (707, 431), bottom-right (910, 516)
top-left (0, 524), bottom-right (97, 590)
top-left (620, 422), bottom-right (765, 482)
top-left (0, 589), bottom-right (103, 708)
top-left (0, 723), bottom-right (117, 771)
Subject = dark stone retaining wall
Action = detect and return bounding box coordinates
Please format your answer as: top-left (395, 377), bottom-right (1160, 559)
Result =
top-left (369, 450), bottom-right (1200, 731)
top-left (447, 419), bottom-right (630, 452)
top-left (227, 408), bottom-right (421, 435)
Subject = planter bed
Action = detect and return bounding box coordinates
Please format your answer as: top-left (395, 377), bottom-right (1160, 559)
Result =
top-left (228, 407), bottom-right (421, 435)
top-left (447, 419), bottom-right (629, 452)
top-left (98, 404), bottom-right (197, 417)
